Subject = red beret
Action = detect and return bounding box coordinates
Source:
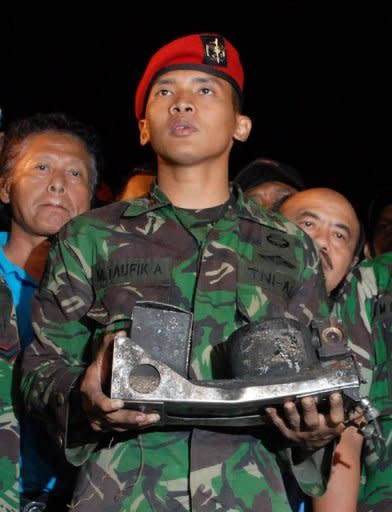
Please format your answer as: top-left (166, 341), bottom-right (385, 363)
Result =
top-left (135, 33), bottom-right (244, 120)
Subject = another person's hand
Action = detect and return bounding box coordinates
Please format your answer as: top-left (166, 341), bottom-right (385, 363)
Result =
top-left (80, 330), bottom-right (160, 432)
top-left (265, 392), bottom-right (346, 451)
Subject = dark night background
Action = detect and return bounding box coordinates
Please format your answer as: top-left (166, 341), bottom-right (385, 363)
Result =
top-left (1, 4), bottom-right (391, 219)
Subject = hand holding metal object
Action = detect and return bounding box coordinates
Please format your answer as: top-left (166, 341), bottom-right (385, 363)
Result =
top-left (110, 302), bottom-right (364, 427)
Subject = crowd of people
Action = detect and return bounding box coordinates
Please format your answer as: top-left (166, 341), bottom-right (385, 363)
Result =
top-left (0, 33), bottom-right (391, 512)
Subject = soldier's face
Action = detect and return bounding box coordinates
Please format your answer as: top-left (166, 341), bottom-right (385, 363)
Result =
top-left (280, 189), bottom-right (360, 294)
top-left (0, 131), bottom-right (91, 237)
top-left (139, 70), bottom-right (251, 167)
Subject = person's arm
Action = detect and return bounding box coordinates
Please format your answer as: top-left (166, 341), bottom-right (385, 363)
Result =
top-left (276, 228), bottom-right (347, 454)
top-left (311, 264), bottom-right (375, 508)
top-left (266, 228), bottom-right (345, 495)
top-left (21, 220), bottom-right (159, 465)
top-left (0, 359), bottom-right (19, 511)
top-left (21, 225), bottom-right (98, 462)
top-left (313, 426), bottom-right (363, 512)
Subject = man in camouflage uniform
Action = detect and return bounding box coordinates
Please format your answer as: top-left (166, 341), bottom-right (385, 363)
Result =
top-left (0, 113), bottom-right (98, 511)
top-left (0, 276), bottom-right (19, 511)
top-left (330, 252), bottom-right (392, 512)
top-left (278, 187), bottom-right (363, 512)
top-left (22, 34), bottom-right (346, 511)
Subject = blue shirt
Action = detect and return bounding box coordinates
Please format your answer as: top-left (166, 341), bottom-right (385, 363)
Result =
top-left (0, 232), bottom-right (56, 494)
top-left (0, 233), bottom-right (36, 349)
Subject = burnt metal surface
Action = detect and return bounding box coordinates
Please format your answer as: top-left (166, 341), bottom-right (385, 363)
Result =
top-left (110, 303), bottom-right (362, 426)
top-left (221, 318), bottom-right (318, 379)
top-left (129, 301), bottom-right (192, 377)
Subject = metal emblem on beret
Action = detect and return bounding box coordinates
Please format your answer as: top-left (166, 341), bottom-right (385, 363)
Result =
top-left (201, 35), bottom-right (227, 66)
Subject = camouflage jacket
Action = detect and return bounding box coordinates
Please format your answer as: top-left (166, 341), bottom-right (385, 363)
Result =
top-left (0, 273), bottom-right (21, 512)
top-left (22, 185), bottom-right (331, 511)
top-left (334, 252), bottom-right (392, 512)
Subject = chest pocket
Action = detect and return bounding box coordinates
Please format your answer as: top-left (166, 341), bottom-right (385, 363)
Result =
top-left (237, 246), bottom-right (299, 322)
top-left (90, 257), bottom-right (173, 325)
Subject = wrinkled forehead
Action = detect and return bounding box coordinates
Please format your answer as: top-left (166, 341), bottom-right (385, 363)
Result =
top-left (12, 131), bottom-right (90, 165)
top-left (281, 191), bottom-right (360, 233)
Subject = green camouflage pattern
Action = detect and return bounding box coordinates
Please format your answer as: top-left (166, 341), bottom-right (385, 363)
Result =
top-left (22, 185), bottom-right (331, 511)
top-left (334, 251), bottom-right (392, 512)
top-left (0, 275), bottom-right (21, 512)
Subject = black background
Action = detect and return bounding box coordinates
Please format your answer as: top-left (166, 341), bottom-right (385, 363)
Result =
top-left (1, 4), bottom-right (392, 218)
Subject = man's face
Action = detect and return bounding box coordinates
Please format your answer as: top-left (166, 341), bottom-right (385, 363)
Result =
top-left (0, 131), bottom-right (91, 237)
top-left (246, 181), bottom-right (297, 209)
top-left (372, 204), bottom-right (392, 256)
top-left (138, 69), bottom-right (250, 166)
top-left (280, 188), bottom-right (360, 294)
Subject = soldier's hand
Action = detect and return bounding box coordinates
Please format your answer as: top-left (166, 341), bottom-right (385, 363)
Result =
top-left (80, 330), bottom-right (160, 432)
top-left (265, 392), bottom-right (346, 451)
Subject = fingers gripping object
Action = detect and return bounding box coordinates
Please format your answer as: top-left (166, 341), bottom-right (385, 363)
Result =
top-left (110, 302), bottom-right (364, 427)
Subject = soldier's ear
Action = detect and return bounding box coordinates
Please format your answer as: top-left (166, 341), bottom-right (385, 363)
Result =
top-left (0, 176), bottom-right (11, 205)
top-left (139, 120), bottom-right (151, 146)
top-left (233, 115), bottom-right (252, 142)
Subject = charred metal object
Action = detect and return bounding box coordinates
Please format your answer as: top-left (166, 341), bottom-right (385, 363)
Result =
top-left (110, 302), bottom-right (361, 426)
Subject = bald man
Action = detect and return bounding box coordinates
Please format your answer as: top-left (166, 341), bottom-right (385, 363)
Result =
top-left (279, 188), bottom-right (361, 295)
top-left (280, 189), bottom-right (364, 511)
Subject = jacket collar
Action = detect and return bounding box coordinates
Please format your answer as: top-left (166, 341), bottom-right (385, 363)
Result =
top-left (121, 182), bottom-right (288, 234)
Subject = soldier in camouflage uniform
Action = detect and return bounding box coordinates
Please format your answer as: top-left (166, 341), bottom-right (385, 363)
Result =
top-left (0, 113), bottom-right (98, 511)
top-left (327, 253), bottom-right (392, 512)
top-left (0, 275), bottom-right (19, 512)
top-left (278, 187), bottom-right (363, 512)
top-left (21, 34), bottom-right (346, 511)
